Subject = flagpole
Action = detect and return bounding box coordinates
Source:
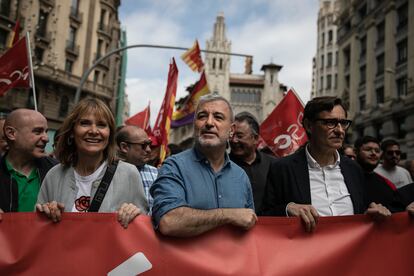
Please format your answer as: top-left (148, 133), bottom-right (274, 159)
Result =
top-left (25, 32), bottom-right (37, 111)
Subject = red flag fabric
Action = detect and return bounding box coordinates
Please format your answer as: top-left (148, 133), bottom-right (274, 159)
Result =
top-left (0, 37), bottom-right (30, 96)
top-left (260, 89), bottom-right (307, 157)
top-left (181, 40), bottom-right (204, 72)
top-left (125, 103), bottom-right (151, 132)
top-left (0, 212), bottom-right (413, 275)
top-left (7, 20), bottom-right (20, 47)
top-left (153, 58), bottom-right (178, 162)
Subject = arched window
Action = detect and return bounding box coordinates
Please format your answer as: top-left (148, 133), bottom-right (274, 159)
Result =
top-left (59, 96), bottom-right (69, 117)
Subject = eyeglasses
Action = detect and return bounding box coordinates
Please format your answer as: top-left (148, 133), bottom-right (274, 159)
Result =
top-left (386, 150), bottom-right (401, 156)
top-left (314, 118), bottom-right (352, 130)
top-left (125, 140), bottom-right (152, 150)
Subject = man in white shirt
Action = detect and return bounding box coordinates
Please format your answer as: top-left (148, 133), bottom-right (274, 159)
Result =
top-left (261, 97), bottom-right (391, 232)
top-left (375, 139), bottom-right (413, 188)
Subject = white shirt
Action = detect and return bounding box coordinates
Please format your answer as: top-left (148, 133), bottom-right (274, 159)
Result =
top-left (374, 164), bottom-right (413, 188)
top-left (72, 161), bottom-right (107, 212)
top-left (305, 146), bottom-right (354, 216)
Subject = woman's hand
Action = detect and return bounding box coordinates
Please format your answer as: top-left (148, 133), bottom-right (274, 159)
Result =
top-left (36, 201), bottom-right (65, 223)
top-left (117, 203), bottom-right (141, 229)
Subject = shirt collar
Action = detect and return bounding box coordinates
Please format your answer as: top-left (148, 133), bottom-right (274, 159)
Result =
top-left (192, 146), bottom-right (231, 168)
top-left (305, 144), bottom-right (340, 168)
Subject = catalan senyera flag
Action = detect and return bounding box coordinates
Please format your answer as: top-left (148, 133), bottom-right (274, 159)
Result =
top-left (171, 71), bottom-right (209, 128)
top-left (260, 89), bottom-right (308, 157)
top-left (181, 40), bottom-right (204, 72)
top-left (7, 21), bottom-right (20, 48)
top-left (153, 58), bottom-right (178, 163)
top-left (0, 36), bottom-right (31, 97)
top-left (125, 102), bottom-right (151, 132)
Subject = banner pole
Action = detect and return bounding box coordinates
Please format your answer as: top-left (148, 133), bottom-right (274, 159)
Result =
top-left (25, 32), bottom-right (37, 111)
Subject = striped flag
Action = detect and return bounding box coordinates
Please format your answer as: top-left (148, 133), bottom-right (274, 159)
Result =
top-left (171, 71), bottom-right (209, 128)
top-left (153, 58), bottom-right (178, 163)
top-left (181, 40), bottom-right (204, 72)
top-left (7, 21), bottom-right (20, 48)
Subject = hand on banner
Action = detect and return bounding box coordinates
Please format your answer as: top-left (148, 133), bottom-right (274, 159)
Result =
top-left (406, 202), bottom-right (414, 216)
top-left (287, 203), bottom-right (319, 232)
top-left (36, 201), bottom-right (65, 223)
top-left (365, 202), bottom-right (392, 221)
top-left (117, 203), bottom-right (141, 229)
top-left (225, 208), bottom-right (258, 230)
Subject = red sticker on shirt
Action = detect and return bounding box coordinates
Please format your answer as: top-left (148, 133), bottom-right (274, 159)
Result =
top-left (75, 196), bottom-right (91, 212)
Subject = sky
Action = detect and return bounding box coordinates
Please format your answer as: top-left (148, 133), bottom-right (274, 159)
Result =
top-left (119, 0), bottom-right (319, 125)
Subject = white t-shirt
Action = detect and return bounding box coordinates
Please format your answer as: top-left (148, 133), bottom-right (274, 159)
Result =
top-left (374, 164), bottom-right (413, 188)
top-left (72, 162), bottom-right (107, 212)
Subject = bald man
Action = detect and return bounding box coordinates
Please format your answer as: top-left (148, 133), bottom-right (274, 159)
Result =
top-left (0, 109), bottom-right (58, 212)
top-left (116, 125), bottom-right (158, 211)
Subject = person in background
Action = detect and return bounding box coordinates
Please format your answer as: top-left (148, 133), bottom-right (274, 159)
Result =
top-left (116, 125), bottom-right (158, 211)
top-left (0, 116), bottom-right (9, 156)
top-left (36, 98), bottom-right (148, 228)
top-left (261, 97), bottom-right (391, 232)
top-left (342, 144), bottom-right (356, 160)
top-left (375, 139), bottom-right (413, 188)
top-left (151, 94), bottom-right (256, 237)
top-left (229, 111), bottom-right (277, 214)
top-left (0, 109), bottom-right (57, 212)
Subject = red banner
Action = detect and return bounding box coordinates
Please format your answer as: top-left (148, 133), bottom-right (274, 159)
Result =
top-left (260, 89), bottom-right (307, 157)
top-left (0, 213), bottom-right (413, 275)
top-left (153, 58), bottom-right (178, 162)
top-left (0, 37), bottom-right (30, 96)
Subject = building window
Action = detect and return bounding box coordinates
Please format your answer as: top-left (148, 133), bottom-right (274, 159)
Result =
top-left (344, 47), bottom-right (351, 70)
top-left (34, 47), bottom-right (44, 63)
top-left (376, 87), bottom-right (384, 104)
top-left (68, 26), bottom-right (77, 50)
top-left (71, 0), bottom-right (80, 17)
top-left (358, 3), bottom-right (367, 19)
top-left (65, 59), bottom-right (73, 73)
top-left (0, 28), bottom-right (8, 48)
top-left (397, 2), bottom-right (408, 30)
top-left (397, 77), bottom-right (407, 97)
top-left (328, 30), bottom-right (333, 44)
top-left (96, 39), bottom-right (103, 59)
top-left (231, 89), bottom-right (261, 104)
top-left (320, 76), bottom-right (324, 91)
top-left (396, 117), bottom-right (407, 139)
top-left (212, 58), bottom-right (216, 69)
top-left (345, 75), bottom-right (350, 88)
top-left (0, 0), bottom-right (11, 16)
top-left (37, 10), bottom-right (49, 37)
top-left (376, 21), bottom-right (385, 46)
top-left (219, 58), bottom-right (223, 70)
top-left (359, 65), bottom-right (366, 84)
top-left (376, 54), bottom-right (384, 76)
top-left (59, 96), bottom-right (69, 117)
top-left (374, 123), bottom-right (383, 141)
top-left (94, 70), bottom-right (100, 83)
top-left (335, 51), bottom-right (338, 65)
top-left (334, 74), bottom-right (337, 89)
top-left (397, 39), bottom-right (407, 65)
top-left (327, 52), bottom-right (332, 67)
top-left (360, 36), bottom-right (366, 59)
top-left (99, 9), bottom-right (106, 30)
top-left (326, 74), bottom-right (332, 89)
top-left (321, 32), bottom-right (325, 47)
top-left (320, 54), bottom-right (324, 68)
top-left (359, 95), bottom-right (366, 110)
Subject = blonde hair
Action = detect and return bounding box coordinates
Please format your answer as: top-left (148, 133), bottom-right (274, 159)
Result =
top-left (56, 98), bottom-right (116, 167)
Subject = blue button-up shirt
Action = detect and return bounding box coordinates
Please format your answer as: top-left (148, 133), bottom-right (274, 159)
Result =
top-left (150, 147), bottom-right (254, 227)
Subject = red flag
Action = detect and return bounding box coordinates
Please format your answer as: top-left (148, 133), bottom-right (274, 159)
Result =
top-left (7, 21), bottom-right (20, 47)
top-left (125, 103), bottom-right (151, 132)
top-left (0, 37), bottom-right (30, 97)
top-left (181, 40), bottom-right (204, 72)
top-left (260, 89), bottom-right (307, 157)
top-left (153, 58), bottom-right (178, 162)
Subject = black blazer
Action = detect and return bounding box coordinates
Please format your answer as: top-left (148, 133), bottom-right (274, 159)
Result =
top-left (260, 147), bottom-right (367, 216)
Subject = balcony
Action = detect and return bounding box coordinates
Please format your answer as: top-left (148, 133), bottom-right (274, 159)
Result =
top-left (69, 7), bottom-right (83, 24)
top-left (94, 53), bottom-right (110, 70)
top-left (39, 0), bottom-right (55, 8)
top-left (98, 22), bottom-right (111, 38)
top-left (35, 30), bottom-right (51, 45)
top-left (66, 40), bottom-right (79, 57)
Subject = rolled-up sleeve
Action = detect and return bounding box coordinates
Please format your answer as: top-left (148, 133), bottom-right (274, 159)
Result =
top-left (150, 157), bottom-right (189, 228)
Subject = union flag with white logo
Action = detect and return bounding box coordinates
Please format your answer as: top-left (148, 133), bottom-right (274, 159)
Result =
top-left (0, 36), bottom-right (31, 96)
top-left (260, 89), bottom-right (307, 157)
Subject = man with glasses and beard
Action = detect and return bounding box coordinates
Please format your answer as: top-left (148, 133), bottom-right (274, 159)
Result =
top-left (151, 94), bottom-right (257, 237)
top-left (116, 125), bottom-right (157, 211)
top-left (261, 97), bottom-right (391, 232)
top-left (375, 139), bottom-right (413, 188)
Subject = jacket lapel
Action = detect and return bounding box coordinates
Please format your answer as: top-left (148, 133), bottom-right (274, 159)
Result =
top-left (292, 148), bottom-right (312, 204)
top-left (340, 160), bottom-right (363, 213)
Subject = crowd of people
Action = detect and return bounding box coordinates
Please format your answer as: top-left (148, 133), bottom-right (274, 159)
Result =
top-left (0, 95), bottom-right (413, 236)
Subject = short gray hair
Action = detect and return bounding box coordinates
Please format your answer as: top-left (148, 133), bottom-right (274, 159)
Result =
top-left (195, 94), bottom-right (234, 122)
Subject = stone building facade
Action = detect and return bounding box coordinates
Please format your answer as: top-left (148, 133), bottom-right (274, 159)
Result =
top-left (336, 0), bottom-right (414, 158)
